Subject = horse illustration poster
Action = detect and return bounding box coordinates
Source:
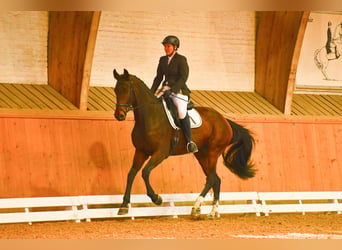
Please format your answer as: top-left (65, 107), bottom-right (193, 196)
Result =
top-left (296, 12), bottom-right (342, 91)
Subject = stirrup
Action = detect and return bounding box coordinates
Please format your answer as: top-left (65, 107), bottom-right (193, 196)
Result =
top-left (187, 141), bottom-right (198, 153)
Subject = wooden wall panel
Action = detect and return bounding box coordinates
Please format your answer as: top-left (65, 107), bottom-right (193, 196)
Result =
top-left (0, 115), bottom-right (341, 198)
top-left (219, 119), bottom-right (342, 192)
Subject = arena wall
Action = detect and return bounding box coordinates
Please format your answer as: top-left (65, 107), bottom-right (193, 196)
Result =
top-left (0, 11), bottom-right (48, 84)
top-left (0, 11), bottom-right (341, 199)
top-left (0, 11), bottom-right (255, 91)
top-left (0, 114), bottom-right (341, 198)
top-left (90, 11), bottom-right (255, 91)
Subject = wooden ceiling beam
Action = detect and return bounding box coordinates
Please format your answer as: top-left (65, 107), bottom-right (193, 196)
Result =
top-left (255, 11), bottom-right (310, 114)
top-left (48, 11), bottom-right (101, 110)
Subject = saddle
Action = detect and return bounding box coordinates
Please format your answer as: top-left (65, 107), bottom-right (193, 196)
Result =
top-left (161, 97), bottom-right (202, 155)
top-left (161, 97), bottom-right (202, 130)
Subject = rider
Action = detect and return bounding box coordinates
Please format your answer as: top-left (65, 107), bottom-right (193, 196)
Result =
top-left (150, 35), bottom-right (198, 153)
top-left (326, 21), bottom-right (340, 59)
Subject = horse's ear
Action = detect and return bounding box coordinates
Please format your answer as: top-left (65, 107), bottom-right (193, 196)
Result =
top-left (123, 69), bottom-right (129, 78)
top-left (113, 69), bottom-right (120, 80)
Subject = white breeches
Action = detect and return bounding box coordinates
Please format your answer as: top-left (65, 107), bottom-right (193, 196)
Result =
top-left (170, 93), bottom-right (188, 119)
top-left (156, 86), bottom-right (189, 119)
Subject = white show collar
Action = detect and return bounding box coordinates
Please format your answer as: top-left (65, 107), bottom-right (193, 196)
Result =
top-left (167, 52), bottom-right (176, 64)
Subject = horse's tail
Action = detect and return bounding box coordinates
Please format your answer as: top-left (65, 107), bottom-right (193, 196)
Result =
top-left (314, 48), bottom-right (322, 69)
top-left (222, 119), bottom-right (256, 180)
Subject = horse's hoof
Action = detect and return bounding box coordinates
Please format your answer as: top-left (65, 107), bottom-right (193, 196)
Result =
top-left (207, 212), bottom-right (220, 220)
top-left (153, 194), bottom-right (163, 206)
top-left (117, 207), bottom-right (129, 215)
top-left (191, 207), bottom-right (201, 219)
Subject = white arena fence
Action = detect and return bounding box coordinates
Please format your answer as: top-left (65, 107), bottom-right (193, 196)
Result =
top-left (0, 191), bottom-right (342, 224)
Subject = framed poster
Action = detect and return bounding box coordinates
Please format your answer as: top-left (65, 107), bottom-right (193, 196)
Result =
top-left (296, 12), bottom-right (342, 93)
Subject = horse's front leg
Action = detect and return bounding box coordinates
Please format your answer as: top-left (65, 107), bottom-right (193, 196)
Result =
top-left (141, 153), bottom-right (168, 205)
top-left (118, 150), bottom-right (148, 215)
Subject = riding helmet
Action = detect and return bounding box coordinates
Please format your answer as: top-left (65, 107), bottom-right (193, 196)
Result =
top-left (162, 35), bottom-right (180, 48)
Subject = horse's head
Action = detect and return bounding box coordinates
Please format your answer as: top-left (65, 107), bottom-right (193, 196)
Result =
top-left (113, 68), bottom-right (134, 121)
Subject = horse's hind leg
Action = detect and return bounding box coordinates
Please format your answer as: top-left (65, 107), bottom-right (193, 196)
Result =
top-left (207, 173), bottom-right (221, 219)
top-left (191, 172), bottom-right (221, 219)
top-left (118, 150), bottom-right (148, 215)
top-left (192, 151), bottom-right (221, 219)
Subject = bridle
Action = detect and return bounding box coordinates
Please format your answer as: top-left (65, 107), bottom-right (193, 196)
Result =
top-left (115, 80), bottom-right (161, 116)
top-left (115, 80), bottom-right (135, 116)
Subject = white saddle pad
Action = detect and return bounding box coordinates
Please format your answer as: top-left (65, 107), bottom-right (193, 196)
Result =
top-left (162, 99), bottom-right (202, 130)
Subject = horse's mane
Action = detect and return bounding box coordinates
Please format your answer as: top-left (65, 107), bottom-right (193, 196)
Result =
top-left (130, 74), bottom-right (158, 100)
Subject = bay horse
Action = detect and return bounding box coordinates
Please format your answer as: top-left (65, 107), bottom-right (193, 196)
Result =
top-left (113, 69), bottom-right (256, 219)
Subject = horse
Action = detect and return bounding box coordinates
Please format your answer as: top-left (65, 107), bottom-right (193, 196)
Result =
top-left (314, 43), bottom-right (342, 80)
top-left (314, 23), bottom-right (342, 80)
top-left (113, 69), bottom-right (256, 219)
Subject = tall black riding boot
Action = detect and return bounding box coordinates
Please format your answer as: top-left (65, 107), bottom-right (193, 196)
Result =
top-left (179, 114), bottom-right (198, 153)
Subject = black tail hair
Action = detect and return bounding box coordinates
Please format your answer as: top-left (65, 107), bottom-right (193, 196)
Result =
top-left (222, 119), bottom-right (256, 179)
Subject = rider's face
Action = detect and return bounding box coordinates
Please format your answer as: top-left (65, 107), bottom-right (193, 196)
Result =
top-left (164, 43), bottom-right (177, 56)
